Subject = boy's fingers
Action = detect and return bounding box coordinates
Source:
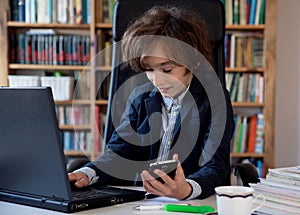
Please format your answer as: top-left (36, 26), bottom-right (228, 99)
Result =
top-left (68, 172), bottom-right (77, 181)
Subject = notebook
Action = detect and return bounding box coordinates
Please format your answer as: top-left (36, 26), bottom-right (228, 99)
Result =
top-left (0, 87), bottom-right (146, 213)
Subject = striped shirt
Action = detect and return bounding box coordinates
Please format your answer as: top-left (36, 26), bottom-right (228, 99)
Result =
top-left (158, 86), bottom-right (202, 199)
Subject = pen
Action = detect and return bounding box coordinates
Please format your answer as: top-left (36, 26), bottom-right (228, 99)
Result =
top-left (133, 205), bottom-right (164, 210)
top-left (134, 204), bottom-right (215, 214)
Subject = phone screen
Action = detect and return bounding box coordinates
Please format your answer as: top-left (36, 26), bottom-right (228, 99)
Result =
top-left (148, 160), bottom-right (178, 183)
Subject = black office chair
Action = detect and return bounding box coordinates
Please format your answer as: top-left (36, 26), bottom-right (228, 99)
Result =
top-left (234, 163), bottom-right (260, 186)
top-left (104, 0), bottom-right (226, 147)
top-left (67, 0), bottom-right (226, 173)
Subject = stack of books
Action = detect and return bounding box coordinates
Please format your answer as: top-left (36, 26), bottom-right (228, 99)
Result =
top-left (250, 166), bottom-right (300, 215)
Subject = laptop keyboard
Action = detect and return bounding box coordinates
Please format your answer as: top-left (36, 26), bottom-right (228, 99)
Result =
top-left (71, 186), bottom-right (144, 200)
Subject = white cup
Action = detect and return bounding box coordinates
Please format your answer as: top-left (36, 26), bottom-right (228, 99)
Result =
top-left (215, 186), bottom-right (265, 215)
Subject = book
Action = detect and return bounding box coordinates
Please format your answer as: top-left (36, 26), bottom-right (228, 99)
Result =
top-left (240, 116), bottom-right (248, 153)
top-left (76, 0), bottom-right (83, 24)
top-left (225, 0), bottom-right (233, 25)
top-left (229, 33), bottom-right (236, 68)
top-left (230, 72), bottom-right (240, 102)
top-left (25, 0), bottom-right (31, 23)
top-left (57, 0), bottom-right (68, 24)
top-left (10, 0), bottom-right (19, 21)
top-left (239, 0), bottom-right (247, 25)
top-left (254, 0), bottom-right (262, 25)
top-left (259, 0), bottom-right (265, 24)
top-left (260, 178), bottom-right (300, 192)
top-left (230, 115), bottom-right (239, 152)
top-left (18, 0), bottom-right (26, 22)
top-left (249, 0), bottom-right (257, 25)
top-left (69, 0), bottom-right (75, 24)
top-left (247, 115), bottom-right (257, 153)
top-left (233, 0), bottom-right (239, 25)
top-left (250, 166), bottom-right (300, 215)
top-left (254, 113), bottom-right (264, 153)
top-left (268, 166), bottom-right (300, 181)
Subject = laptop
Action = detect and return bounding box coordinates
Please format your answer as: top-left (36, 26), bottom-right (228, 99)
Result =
top-left (0, 87), bottom-right (146, 213)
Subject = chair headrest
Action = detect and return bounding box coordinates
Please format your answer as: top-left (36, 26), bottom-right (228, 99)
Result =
top-left (112, 0), bottom-right (225, 43)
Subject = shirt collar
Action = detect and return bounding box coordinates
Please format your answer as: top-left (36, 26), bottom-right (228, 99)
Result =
top-left (161, 84), bottom-right (190, 111)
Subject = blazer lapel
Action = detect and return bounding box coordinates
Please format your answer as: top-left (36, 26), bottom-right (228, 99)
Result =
top-left (144, 91), bottom-right (163, 155)
top-left (172, 76), bottom-right (204, 137)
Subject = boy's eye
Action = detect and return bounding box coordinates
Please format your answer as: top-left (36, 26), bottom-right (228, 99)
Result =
top-left (143, 68), bottom-right (153, 72)
top-left (163, 69), bottom-right (172, 73)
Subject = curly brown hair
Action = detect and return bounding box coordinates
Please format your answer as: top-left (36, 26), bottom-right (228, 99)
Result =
top-left (121, 5), bottom-right (213, 72)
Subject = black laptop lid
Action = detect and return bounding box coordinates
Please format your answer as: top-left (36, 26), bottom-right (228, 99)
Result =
top-left (0, 87), bottom-right (71, 201)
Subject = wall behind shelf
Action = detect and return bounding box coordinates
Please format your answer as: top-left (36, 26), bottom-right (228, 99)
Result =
top-left (275, 0), bottom-right (300, 167)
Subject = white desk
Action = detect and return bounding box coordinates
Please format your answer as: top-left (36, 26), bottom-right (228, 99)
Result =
top-left (0, 195), bottom-right (217, 215)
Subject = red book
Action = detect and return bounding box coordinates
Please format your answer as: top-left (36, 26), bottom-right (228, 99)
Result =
top-left (247, 115), bottom-right (257, 153)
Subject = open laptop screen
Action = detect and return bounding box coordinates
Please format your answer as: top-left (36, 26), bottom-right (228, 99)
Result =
top-left (0, 87), bottom-right (71, 200)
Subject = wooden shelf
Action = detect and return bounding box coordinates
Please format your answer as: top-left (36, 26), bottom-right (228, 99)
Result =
top-left (95, 23), bottom-right (113, 29)
top-left (7, 21), bottom-right (90, 29)
top-left (232, 102), bottom-right (264, 107)
top-left (94, 66), bottom-right (112, 71)
top-left (59, 125), bottom-right (92, 131)
top-left (9, 64), bottom-right (90, 71)
top-left (226, 67), bottom-right (265, 73)
top-left (225, 0), bottom-right (276, 172)
top-left (230, 153), bottom-right (265, 158)
top-left (55, 100), bottom-right (91, 105)
top-left (95, 100), bottom-right (109, 105)
top-left (226, 24), bottom-right (265, 31)
top-left (64, 150), bottom-right (92, 157)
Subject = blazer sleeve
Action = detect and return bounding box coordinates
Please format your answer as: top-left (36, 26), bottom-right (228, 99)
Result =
top-left (186, 88), bottom-right (234, 199)
top-left (85, 88), bottom-right (148, 185)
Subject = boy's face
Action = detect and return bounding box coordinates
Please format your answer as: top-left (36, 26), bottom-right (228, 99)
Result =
top-left (143, 56), bottom-right (192, 98)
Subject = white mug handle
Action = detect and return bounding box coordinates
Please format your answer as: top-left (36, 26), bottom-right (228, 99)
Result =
top-left (252, 193), bottom-right (265, 213)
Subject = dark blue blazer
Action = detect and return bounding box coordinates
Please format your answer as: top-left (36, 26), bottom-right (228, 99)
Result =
top-left (87, 75), bottom-right (234, 199)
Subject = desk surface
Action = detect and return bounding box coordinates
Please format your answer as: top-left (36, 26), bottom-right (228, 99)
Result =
top-left (1, 195), bottom-right (217, 215)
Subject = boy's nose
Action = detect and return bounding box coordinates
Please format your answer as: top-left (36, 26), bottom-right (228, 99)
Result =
top-left (152, 71), bottom-right (166, 86)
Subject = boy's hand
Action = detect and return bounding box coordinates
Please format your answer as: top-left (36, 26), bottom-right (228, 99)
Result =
top-left (141, 154), bottom-right (192, 200)
top-left (68, 172), bottom-right (89, 188)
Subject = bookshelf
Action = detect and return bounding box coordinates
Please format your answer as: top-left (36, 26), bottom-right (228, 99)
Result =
top-left (0, 0), bottom-right (113, 161)
top-left (0, 0), bottom-right (276, 171)
top-left (224, 0), bottom-right (276, 175)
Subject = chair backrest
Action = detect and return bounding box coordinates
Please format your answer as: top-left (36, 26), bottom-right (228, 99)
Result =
top-left (103, 0), bottom-right (225, 147)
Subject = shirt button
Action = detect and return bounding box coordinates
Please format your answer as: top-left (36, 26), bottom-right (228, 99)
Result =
top-left (173, 111), bottom-right (178, 116)
top-left (168, 141), bottom-right (172, 145)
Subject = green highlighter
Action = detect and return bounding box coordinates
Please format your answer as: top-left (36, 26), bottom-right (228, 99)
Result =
top-left (164, 204), bottom-right (215, 214)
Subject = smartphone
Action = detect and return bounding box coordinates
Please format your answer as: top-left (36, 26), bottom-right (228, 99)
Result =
top-left (148, 160), bottom-right (178, 183)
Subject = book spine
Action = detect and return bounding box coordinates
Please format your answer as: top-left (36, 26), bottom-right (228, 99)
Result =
top-left (225, 0), bottom-right (233, 25)
top-left (30, 0), bottom-right (37, 23)
top-left (82, 0), bottom-right (87, 24)
top-left (18, 0), bottom-right (26, 22)
top-left (247, 115), bottom-right (257, 153)
top-left (76, 0), bottom-right (82, 24)
top-left (259, 0), bottom-right (265, 24)
top-left (25, 35), bottom-right (32, 64)
top-left (233, 0), bottom-right (239, 25)
top-left (11, 0), bottom-right (19, 21)
top-left (10, 34), bottom-right (16, 63)
top-left (254, 0), bottom-right (262, 25)
top-left (52, 0), bottom-right (57, 23)
top-left (25, 0), bottom-right (31, 22)
top-left (249, 0), bottom-right (257, 25)
top-left (255, 113), bottom-right (265, 154)
top-left (69, 0), bottom-right (75, 24)
top-left (18, 34), bottom-right (26, 64)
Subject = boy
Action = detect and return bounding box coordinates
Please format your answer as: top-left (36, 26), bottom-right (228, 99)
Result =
top-left (69, 5), bottom-right (234, 200)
